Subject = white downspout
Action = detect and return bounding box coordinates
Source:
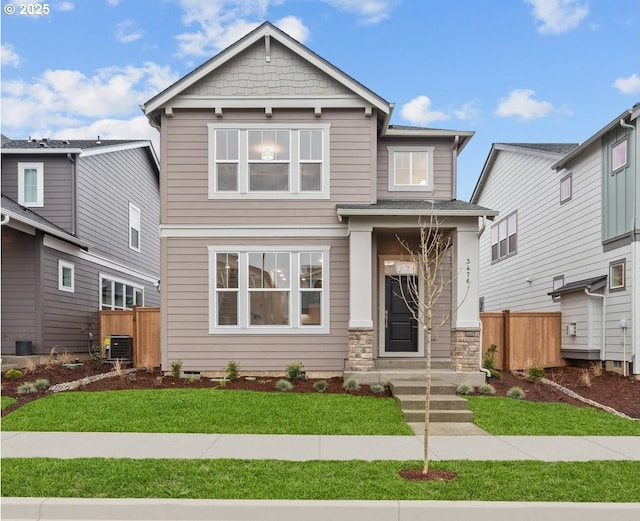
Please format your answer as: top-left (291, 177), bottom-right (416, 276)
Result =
top-left (0, 215), bottom-right (9, 225)
top-left (584, 288), bottom-right (606, 362)
top-left (478, 216), bottom-right (491, 380)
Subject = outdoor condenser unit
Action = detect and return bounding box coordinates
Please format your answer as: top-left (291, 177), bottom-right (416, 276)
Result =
top-left (105, 335), bottom-right (133, 361)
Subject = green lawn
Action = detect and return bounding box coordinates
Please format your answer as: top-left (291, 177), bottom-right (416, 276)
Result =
top-left (466, 396), bottom-right (640, 436)
top-left (0, 389), bottom-right (413, 435)
top-left (1, 396), bottom-right (16, 409)
top-left (2, 458), bottom-right (638, 502)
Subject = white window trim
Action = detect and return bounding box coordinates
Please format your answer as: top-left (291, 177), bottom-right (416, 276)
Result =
top-left (609, 260), bottom-right (626, 291)
top-left (18, 162), bottom-right (44, 207)
top-left (100, 273), bottom-right (144, 310)
top-left (612, 139), bottom-right (628, 172)
top-left (129, 203), bottom-right (141, 252)
top-left (208, 123), bottom-right (331, 200)
top-left (58, 260), bottom-right (75, 293)
top-left (560, 173), bottom-right (572, 204)
top-left (208, 245), bottom-right (331, 334)
top-left (490, 211), bottom-right (517, 263)
top-left (387, 146), bottom-right (434, 192)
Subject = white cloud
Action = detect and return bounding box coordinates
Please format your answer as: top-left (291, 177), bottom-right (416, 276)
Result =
top-left (320, 0), bottom-right (398, 24)
top-left (453, 101), bottom-right (480, 122)
top-left (400, 96), bottom-right (450, 126)
top-left (56, 1), bottom-right (75, 11)
top-left (1, 63), bottom-right (178, 137)
top-left (275, 16), bottom-right (309, 42)
top-left (495, 89), bottom-right (553, 119)
top-left (614, 73), bottom-right (640, 95)
top-left (526, 0), bottom-right (589, 34)
top-left (1, 44), bottom-right (20, 67)
top-left (107, 0), bottom-right (122, 5)
top-left (116, 20), bottom-right (144, 43)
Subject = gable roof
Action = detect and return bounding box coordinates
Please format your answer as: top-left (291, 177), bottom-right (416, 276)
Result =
top-left (142, 22), bottom-right (391, 126)
top-left (470, 142), bottom-right (578, 203)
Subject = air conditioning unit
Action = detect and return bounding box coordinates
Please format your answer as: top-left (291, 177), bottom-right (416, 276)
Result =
top-left (105, 335), bottom-right (133, 361)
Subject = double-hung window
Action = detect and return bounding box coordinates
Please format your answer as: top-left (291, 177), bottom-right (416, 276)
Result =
top-left (18, 162), bottom-right (44, 207)
top-left (209, 246), bottom-right (329, 334)
top-left (129, 203), bottom-right (141, 252)
top-left (491, 212), bottom-right (517, 262)
top-left (209, 123), bottom-right (330, 199)
top-left (387, 146), bottom-right (434, 192)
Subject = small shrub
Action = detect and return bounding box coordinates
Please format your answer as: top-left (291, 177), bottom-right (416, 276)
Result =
top-left (17, 382), bottom-right (36, 395)
top-left (370, 384), bottom-right (384, 394)
top-left (507, 386), bottom-right (525, 400)
top-left (112, 358), bottom-right (124, 377)
top-left (478, 383), bottom-right (496, 395)
top-left (4, 369), bottom-right (23, 380)
top-left (456, 383), bottom-right (473, 395)
top-left (342, 378), bottom-right (360, 393)
top-left (186, 374), bottom-right (198, 384)
top-left (590, 361), bottom-right (603, 377)
top-left (22, 358), bottom-right (37, 374)
top-left (140, 353), bottom-right (155, 374)
top-left (154, 376), bottom-right (163, 387)
top-left (35, 379), bottom-right (50, 391)
top-left (483, 344), bottom-right (498, 371)
top-left (528, 366), bottom-right (545, 381)
top-left (489, 368), bottom-right (501, 379)
top-left (226, 360), bottom-right (240, 380)
top-left (216, 376), bottom-right (228, 389)
top-left (275, 379), bottom-right (293, 391)
top-left (170, 360), bottom-right (183, 378)
top-left (579, 368), bottom-right (592, 387)
top-left (285, 361), bottom-right (304, 380)
top-left (313, 380), bottom-right (327, 393)
top-left (90, 344), bottom-right (104, 368)
top-left (258, 379), bottom-right (270, 385)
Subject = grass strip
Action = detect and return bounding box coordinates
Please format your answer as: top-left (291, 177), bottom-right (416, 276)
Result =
top-left (0, 389), bottom-right (412, 435)
top-left (1, 396), bottom-right (16, 409)
top-left (466, 396), bottom-right (640, 436)
top-left (2, 459), bottom-right (638, 502)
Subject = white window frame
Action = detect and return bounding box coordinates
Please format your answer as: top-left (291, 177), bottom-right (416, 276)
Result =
top-left (208, 123), bottom-right (331, 200)
top-left (100, 274), bottom-right (144, 310)
top-left (129, 203), bottom-right (141, 252)
top-left (18, 162), bottom-right (44, 207)
top-left (387, 146), bottom-right (434, 192)
top-left (612, 139), bottom-right (627, 172)
top-left (208, 245), bottom-right (330, 334)
top-left (609, 260), bottom-right (625, 291)
top-left (58, 260), bottom-right (75, 293)
top-left (560, 173), bottom-right (572, 204)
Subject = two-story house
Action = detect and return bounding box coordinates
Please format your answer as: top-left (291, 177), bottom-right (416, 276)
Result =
top-left (1, 137), bottom-right (160, 358)
top-left (471, 104), bottom-right (639, 378)
top-left (142, 22), bottom-right (496, 383)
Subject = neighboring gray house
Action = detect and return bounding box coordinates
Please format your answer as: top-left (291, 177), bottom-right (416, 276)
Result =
top-left (141, 22), bottom-right (496, 381)
top-left (1, 137), bottom-right (160, 357)
top-left (471, 103), bottom-right (640, 378)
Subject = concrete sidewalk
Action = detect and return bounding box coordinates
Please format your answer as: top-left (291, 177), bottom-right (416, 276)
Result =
top-left (2, 430), bottom-right (640, 461)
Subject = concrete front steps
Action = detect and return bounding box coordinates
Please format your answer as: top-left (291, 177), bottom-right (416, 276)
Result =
top-left (389, 379), bottom-right (474, 424)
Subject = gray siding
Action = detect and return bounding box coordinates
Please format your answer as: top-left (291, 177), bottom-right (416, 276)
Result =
top-left (603, 127), bottom-right (635, 241)
top-left (0, 228), bottom-right (38, 354)
top-left (163, 108), bottom-right (375, 225)
top-left (163, 236), bottom-right (349, 372)
top-left (1, 154), bottom-right (74, 232)
top-left (76, 147), bottom-right (160, 277)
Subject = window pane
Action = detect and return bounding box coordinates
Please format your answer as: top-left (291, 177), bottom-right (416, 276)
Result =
top-left (491, 243), bottom-right (499, 262)
top-left (218, 291), bottom-right (238, 325)
top-left (126, 286), bottom-right (134, 309)
top-left (300, 252), bottom-right (322, 288)
top-left (394, 152), bottom-right (411, 185)
top-left (217, 164), bottom-right (238, 191)
top-left (24, 169), bottom-right (38, 202)
top-left (62, 266), bottom-right (72, 288)
top-left (612, 141), bottom-right (627, 170)
top-left (560, 176), bottom-right (571, 201)
top-left (507, 213), bottom-right (517, 234)
top-left (249, 163), bottom-right (289, 191)
top-left (499, 238), bottom-right (507, 258)
top-left (135, 288), bottom-right (144, 306)
top-left (217, 253), bottom-right (238, 288)
top-left (300, 163), bottom-right (321, 191)
top-left (610, 263), bottom-right (624, 288)
top-left (248, 130), bottom-right (290, 161)
top-left (300, 130), bottom-right (322, 160)
top-left (250, 291), bottom-right (289, 325)
top-left (301, 291), bottom-right (321, 325)
top-left (411, 152), bottom-right (427, 185)
top-left (130, 228), bottom-right (140, 250)
top-left (216, 130), bottom-right (238, 160)
top-left (114, 283), bottom-right (124, 309)
top-left (102, 280), bottom-right (113, 308)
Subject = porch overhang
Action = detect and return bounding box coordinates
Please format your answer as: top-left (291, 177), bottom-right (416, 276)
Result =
top-left (548, 275), bottom-right (607, 298)
top-left (336, 199), bottom-right (498, 221)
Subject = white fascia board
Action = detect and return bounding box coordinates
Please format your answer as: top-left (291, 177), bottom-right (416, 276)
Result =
top-left (2, 209), bottom-right (91, 248)
top-left (336, 208), bottom-right (499, 219)
top-left (1, 148), bottom-right (82, 154)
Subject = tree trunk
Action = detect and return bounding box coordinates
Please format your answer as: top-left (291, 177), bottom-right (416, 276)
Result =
top-left (422, 325), bottom-right (432, 475)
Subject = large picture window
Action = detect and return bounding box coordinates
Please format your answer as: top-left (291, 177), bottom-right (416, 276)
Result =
top-left (491, 212), bottom-right (517, 262)
top-left (209, 124), bottom-right (330, 199)
top-left (209, 246), bottom-right (330, 334)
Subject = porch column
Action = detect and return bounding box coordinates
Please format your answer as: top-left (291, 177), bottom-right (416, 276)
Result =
top-left (346, 225), bottom-right (374, 371)
top-left (452, 229), bottom-right (481, 372)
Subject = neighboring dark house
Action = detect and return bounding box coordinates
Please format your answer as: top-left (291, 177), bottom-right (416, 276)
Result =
top-left (1, 137), bottom-right (160, 357)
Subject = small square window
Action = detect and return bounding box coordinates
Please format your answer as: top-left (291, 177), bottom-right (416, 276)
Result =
top-left (609, 260), bottom-right (625, 291)
top-left (560, 174), bottom-right (572, 203)
top-left (58, 260), bottom-right (74, 293)
top-left (387, 146), bottom-right (434, 192)
top-left (612, 140), bottom-right (627, 171)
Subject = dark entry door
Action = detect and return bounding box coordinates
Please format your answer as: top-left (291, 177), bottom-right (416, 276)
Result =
top-left (384, 276), bottom-right (418, 353)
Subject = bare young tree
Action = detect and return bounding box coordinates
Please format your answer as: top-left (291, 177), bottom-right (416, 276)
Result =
top-left (395, 211), bottom-right (468, 476)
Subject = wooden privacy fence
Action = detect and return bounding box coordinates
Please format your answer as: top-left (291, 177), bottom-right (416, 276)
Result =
top-left (99, 307), bottom-right (160, 369)
top-left (480, 310), bottom-right (563, 370)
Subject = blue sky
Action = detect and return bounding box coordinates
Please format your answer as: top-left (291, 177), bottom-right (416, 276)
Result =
top-left (1, 0), bottom-right (639, 200)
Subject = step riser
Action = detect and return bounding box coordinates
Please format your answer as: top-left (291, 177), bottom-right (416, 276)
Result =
top-left (404, 410), bottom-right (474, 423)
top-left (389, 383), bottom-right (455, 395)
top-left (395, 397), bottom-right (469, 410)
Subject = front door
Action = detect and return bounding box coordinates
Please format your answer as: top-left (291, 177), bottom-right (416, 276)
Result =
top-left (384, 275), bottom-right (418, 353)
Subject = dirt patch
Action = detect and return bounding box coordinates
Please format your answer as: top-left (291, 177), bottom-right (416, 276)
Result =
top-left (2, 361), bottom-right (639, 419)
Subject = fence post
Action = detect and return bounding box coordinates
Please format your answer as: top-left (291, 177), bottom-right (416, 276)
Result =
top-left (502, 309), bottom-right (510, 371)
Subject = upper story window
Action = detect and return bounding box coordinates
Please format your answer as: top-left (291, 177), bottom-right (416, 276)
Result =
top-left (387, 146), bottom-right (434, 192)
top-left (490, 212), bottom-right (517, 262)
top-left (609, 259), bottom-right (625, 291)
top-left (612, 139), bottom-right (627, 172)
top-left (129, 203), bottom-right (141, 252)
top-left (58, 260), bottom-right (75, 293)
top-left (552, 275), bottom-right (564, 302)
top-left (209, 246), bottom-right (330, 334)
top-left (208, 123), bottom-right (330, 199)
top-left (18, 162), bottom-right (44, 207)
top-left (100, 275), bottom-right (144, 310)
top-left (560, 174), bottom-right (572, 204)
